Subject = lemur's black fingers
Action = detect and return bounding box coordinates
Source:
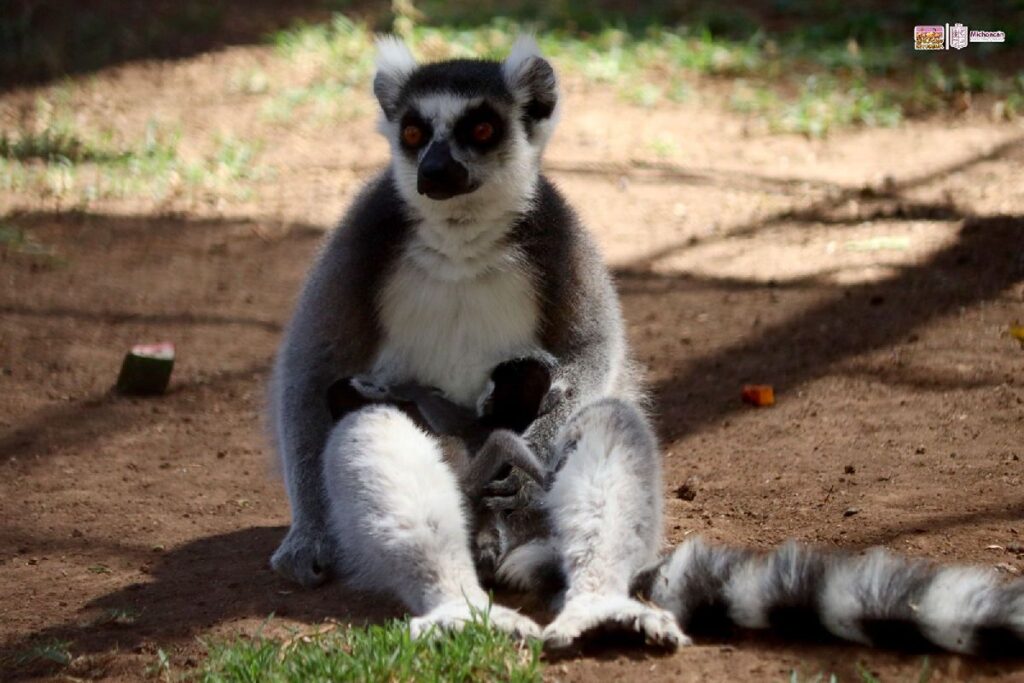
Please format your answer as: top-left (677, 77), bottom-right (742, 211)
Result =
top-left (482, 491), bottom-right (531, 511)
top-left (476, 384), bottom-right (495, 419)
top-left (389, 382), bottom-right (443, 399)
top-left (537, 383), bottom-right (565, 417)
top-left (482, 473), bottom-right (541, 511)
top-left (349, 375), bottom-right (390, 400)
top-left (483, 476), bottom-right (520, 498)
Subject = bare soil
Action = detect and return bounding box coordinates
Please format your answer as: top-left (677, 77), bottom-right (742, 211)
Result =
top-left (2, 43), bottom-right (1024, 682)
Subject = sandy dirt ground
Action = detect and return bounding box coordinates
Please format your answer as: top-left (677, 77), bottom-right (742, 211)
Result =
top-left (2, 41), bottom-right (1024, 681)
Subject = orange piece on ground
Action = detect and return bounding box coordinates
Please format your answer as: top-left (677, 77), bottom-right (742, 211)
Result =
top-left (1011, 324), bottom-right (1024, 346)
top-left (741, 384), bottom-right (775, 407)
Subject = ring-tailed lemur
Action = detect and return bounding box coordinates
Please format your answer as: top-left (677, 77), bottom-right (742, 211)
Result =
top-left (269, 36), bottom-right (1024, 653)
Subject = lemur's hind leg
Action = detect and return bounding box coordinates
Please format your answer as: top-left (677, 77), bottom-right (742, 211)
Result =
top-left (321, 405), bottom-right (540, 640)
top-left (540, 398), bottom-right (688, 650)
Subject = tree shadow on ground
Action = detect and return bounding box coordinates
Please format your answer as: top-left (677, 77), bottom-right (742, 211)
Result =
top-left (1, 0), bottom-right (352, 91)
top-left (630, 212), bottom-right (1024, 444)
top-left (608, 135), bottom-right (1024, 443)
top-left (0, 527), bottom-right (404, 680)
top-left (0, 210), bottom-right (326, 468)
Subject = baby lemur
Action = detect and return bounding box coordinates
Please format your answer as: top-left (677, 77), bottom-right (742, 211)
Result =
top-left (327, 356), bottom-right (561, 581)
top-left (269, 35), bottom-right (1024, 652)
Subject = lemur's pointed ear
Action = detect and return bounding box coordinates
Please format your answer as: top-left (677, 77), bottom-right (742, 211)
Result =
top-left (502, 35), bottom-right (558, 123)
top-left (373, 35), bottom-right (417, 120)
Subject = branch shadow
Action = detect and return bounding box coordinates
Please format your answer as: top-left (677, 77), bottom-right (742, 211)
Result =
top-left (624, 134), bottom-right (1024, 270)
top-left (640, 213), bottom-right (1024, 443)
top-left (845, 501), bottom-right (1024, 549)
top-left (0, 357), bottom-right (272, 465)
top-left (545, 159), bottom-right (846, 196)
top-left (0, 210), bottom-right (326, 468)
top-left (0, 305), bottom-right (282, 332)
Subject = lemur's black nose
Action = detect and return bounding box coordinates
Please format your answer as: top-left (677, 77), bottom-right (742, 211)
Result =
top-left (417, 141), bottom-right (472, 200)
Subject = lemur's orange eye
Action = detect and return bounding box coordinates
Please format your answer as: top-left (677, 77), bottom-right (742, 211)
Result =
top-left (472, 121), bottom-right (494, 143)
top-left (402, 125), bottom-right (424, 147)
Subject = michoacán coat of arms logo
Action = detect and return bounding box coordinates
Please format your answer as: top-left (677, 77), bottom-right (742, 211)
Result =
top-left (949, 22), bottom-right (969, 49)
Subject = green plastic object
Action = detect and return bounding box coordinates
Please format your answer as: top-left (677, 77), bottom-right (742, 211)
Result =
top-left (116, 342), bottom-right (175, 395)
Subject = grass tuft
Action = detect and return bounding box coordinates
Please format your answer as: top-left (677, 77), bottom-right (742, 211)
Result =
top-left (200, 616), bottom-right (542, 683)
top-left (0, 95), bottom-right (266, 205)
top-left (11, 639), bottom-right (73, 668)
top-left (265, 4), bottom-right (1024, 138)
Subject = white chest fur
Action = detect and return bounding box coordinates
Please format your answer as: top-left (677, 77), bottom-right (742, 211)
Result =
top-left (372, 243), bottom-right (541, 407)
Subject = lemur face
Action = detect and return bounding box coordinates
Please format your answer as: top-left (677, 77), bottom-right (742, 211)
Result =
top-left (373, 36), bottom-right (558, 211)
top-left (392, 70), bottom-right (513, 201)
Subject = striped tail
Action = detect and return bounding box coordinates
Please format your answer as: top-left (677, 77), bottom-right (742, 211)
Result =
top-left (632, 536), bottom-right (1024, 656)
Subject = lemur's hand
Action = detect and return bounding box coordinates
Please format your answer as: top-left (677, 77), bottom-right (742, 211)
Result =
top-left (537, 381), bottom-right (565, 417)
top-left (481, 467), bottom-right (544, 511)
top-left (349, 374), bottom-right (392, 401)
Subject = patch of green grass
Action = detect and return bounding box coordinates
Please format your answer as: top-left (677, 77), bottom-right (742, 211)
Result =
top-left (266, 3), bottom-right (1023, 137)
top-left (0, 127), bottom-right (115, 164)
top-left (856, 657), bottom-right (932, 683)
top-left (211, 136), bottom-right (262, 183)
top-left (0, 94), bottom-right (268, 204)
top-left (399, 3), bottom-right (1022, 133)
top-left (145, 648), bottom-right (172, 681)
top-left (790, 657), bottom-right (933, 683)
top-left (648, 133), bottom-right (680, 158)
top-left (732, 74), bottom-right (903, 138)
top-left (624, 82), bottom-right (663, 108)
top-left (11, 639), bottom-right (73, 669)
top-left (789, 671), bottom-right (838, 683)
top-left (0, 223), bottom-right (62, 264)
top-left (265, 15), bottom-right (376, 124)
top-left (90, 607), bottom-right (142, 626)
top-left (777, 77), bottom-right (903, 137)
top-left (0, 89), bottom-right (130, 165)
top-left (902, 63), bottom-right (1024, 118)
top-left (0, 224), bottom-right (28, 248)
top-left (228, 68), bottom-right (271, 96)
top-left (199, 616), bottom-right (542, 683)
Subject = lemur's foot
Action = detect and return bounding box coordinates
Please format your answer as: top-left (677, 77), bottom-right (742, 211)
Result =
top-left (473, 524), bottom-right (506, 584)
top-left (410, 601), bottom-right (541, 641)
top-left (543, 595), bottom-right (689, 651)
top-left (270, 525), bottom-right (334, 588)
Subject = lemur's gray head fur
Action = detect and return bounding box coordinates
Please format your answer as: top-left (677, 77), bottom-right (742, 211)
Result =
top-left (373, 36), bottom-right (559, 222)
